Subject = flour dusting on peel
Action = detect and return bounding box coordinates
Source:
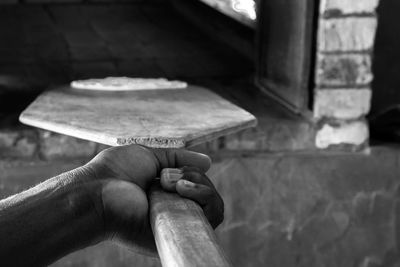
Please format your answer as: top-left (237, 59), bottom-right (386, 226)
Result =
top-left (71, 77), bottom-right (187, 91)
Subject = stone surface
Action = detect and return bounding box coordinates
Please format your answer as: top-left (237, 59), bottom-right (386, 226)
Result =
top-left (314, 89), bottom-right (372, 119)
top-left (318, 18), bottom-right (377, 52)
top-left (315, 120), bottom-right (369, 149)
top-left (319, 0), bottom-right (379, 16)
top-left (316, 53), bottom-right (373, 86)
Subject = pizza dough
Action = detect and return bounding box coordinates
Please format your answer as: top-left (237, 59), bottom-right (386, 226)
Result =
top-left (71, 77), bottom-right (187, 91)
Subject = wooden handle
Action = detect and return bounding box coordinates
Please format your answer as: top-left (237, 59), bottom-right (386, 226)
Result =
top-left (149, 182), bottom-right (231, 267)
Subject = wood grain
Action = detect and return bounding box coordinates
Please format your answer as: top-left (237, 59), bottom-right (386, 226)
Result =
top-left (20, 85), bottom-right (256, 148)
top-left (150, 182), bottom-right (231, 267)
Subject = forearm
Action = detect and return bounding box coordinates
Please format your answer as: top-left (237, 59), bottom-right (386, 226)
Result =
top-left (0, 167), bottom-right (104, 267)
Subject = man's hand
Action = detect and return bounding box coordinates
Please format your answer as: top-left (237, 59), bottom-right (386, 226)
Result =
top-left (0, 144), bottom-right (224, 266)
top-left (85, 145), bottom-right (224, 254)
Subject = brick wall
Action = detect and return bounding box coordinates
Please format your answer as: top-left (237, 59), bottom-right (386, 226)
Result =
top-left (313, 0), bottom-right (379, 150)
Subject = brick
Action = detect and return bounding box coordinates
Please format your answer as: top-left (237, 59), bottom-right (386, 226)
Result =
top-left (318, 17), bottom-right (377, 52)
top-left (320, 0), bottom-right (379, 16)
top-left (315, 120), bottom-right (368, 149)
top-left (316, 53), bottom-right (373, 86)
top-left (0, 131), bottom-right (18, 147)
top-left (13, 137), bottom-right (37, 158)
top-left (314, 89), bottom-right (371, 119)
top-left (0, 130), bottom-right (38, 158)
top-left (39, 131), bottom-right (97, 160)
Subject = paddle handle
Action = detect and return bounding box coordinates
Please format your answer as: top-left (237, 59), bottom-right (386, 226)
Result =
top-left (149, 182), bottom-right (231, 267)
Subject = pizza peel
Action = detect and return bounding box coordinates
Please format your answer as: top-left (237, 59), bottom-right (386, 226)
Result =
top-left (19, 78), bottom-right (257, 267)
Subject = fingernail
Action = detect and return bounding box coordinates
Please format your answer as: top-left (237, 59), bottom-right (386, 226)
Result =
top-left (167, 173), bottom-right (183, 183)
top-left (161, 168), bottom-right (183, 183)
top-left (161, 168), bottom-right (182, 176)
top-left (180, 179), bottom-right (196, 188)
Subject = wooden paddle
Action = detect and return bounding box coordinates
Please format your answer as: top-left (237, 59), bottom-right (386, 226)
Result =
top-left (19, 80), bottom-right (256, 267)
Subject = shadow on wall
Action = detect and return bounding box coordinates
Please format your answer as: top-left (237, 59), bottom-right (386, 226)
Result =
top-left (371, 0), bottom-right (400, 115)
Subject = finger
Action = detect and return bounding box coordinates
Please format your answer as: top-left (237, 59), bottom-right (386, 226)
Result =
top-left (160, 168), bottom-right (214, 193)
top-left (176, 180), bottom-right (224, 228)
top-left (151, 148), bottom-right (211, 173)
top-left (160, 168), bottom-right (183, 192)
top-left (175, 180), bottom-right (214, 206)
top-left (181, 171), bottom-right (214, 188)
